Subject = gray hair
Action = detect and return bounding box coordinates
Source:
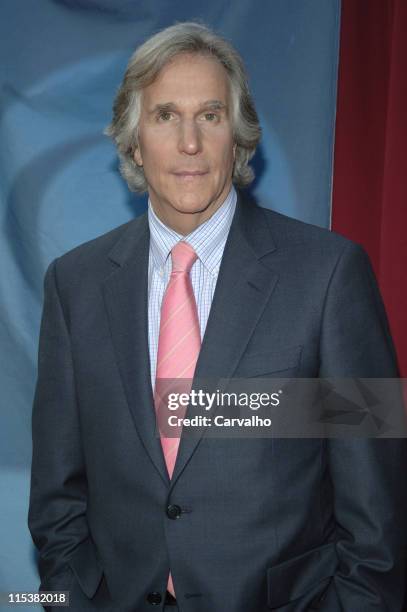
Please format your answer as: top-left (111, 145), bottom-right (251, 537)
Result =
top-left (105, 22), bottom-right (261, 192)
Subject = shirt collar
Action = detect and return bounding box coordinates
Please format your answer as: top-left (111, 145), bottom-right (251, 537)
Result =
top-left (148, 186), bottom-right (237, 276)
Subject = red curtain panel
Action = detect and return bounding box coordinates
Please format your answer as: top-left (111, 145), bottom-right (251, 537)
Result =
top-left (332, 0), bottom-right (407, 377)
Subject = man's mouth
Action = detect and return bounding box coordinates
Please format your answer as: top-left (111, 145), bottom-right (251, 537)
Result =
top-left (172, 170), bottom-right (209, 177)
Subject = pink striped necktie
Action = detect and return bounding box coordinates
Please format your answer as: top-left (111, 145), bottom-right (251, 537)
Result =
top-left (154, 241), bottom-right (201, 598)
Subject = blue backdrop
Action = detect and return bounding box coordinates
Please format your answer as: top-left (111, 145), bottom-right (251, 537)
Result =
top-left (0, 0), bottom-right (340, 605)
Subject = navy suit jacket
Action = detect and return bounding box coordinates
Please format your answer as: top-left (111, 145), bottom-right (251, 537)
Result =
top-left (29, 192), bottom-right (407, 611)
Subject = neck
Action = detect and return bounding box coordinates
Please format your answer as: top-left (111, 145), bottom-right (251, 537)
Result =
top-left (153, 210), bottom-right (215, 235)
top-left (149, 186), bottom-right (232, 235)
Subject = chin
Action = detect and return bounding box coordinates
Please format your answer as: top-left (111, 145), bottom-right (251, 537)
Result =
top-left (173, 194), bottom-right (214, 214)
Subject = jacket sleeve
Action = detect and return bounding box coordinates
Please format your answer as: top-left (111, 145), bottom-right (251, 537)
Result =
top-left (28, 259), bottom-right (89, 591)
top-left (319, 242), bottom-right (407, 611)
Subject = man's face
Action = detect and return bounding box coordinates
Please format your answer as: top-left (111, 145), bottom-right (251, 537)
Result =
top-left (134, 53), bottom-right (236, 234)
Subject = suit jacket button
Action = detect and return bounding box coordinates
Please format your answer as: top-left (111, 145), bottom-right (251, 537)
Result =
top-left (146, 592), bottom-right (162, 605)
top-left (167, 504), bottom-right (182, 519)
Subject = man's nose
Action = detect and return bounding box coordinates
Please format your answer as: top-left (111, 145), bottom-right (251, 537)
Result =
top-left (178, 120), bottom-right (202, 155)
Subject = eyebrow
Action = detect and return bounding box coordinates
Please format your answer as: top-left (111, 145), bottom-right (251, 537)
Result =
top-left (148, 99), bottom-right (228, 114)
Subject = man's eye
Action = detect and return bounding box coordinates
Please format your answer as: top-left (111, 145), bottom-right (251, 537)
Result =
top-left (203, 113), bottom-right (218, 121)
top-left (158, 111), bottom-right (173, 121)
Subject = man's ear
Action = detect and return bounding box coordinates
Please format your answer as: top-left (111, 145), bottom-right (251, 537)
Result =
top-left (134, 146), bottom-right (143, 166)
top-left (233, 143), bottom-right (237, 159)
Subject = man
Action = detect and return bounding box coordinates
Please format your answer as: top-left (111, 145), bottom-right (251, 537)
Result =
top-left (29, 22), bottom-right (406, 611)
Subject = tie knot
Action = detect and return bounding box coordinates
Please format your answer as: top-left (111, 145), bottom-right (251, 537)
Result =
top-left (171, 241), bottom-right (197, 274)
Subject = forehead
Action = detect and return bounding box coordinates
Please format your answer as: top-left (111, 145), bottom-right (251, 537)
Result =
top-left (142, 53), bottom-right (230, 107)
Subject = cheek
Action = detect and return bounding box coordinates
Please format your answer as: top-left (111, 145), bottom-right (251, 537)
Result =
top-left (140, 146), bottom-right (168, 179)
top-left (216, 144), bottom-right (236, 175)
top-left (137, 128), bottom-right (170, 169)
top-left (210, 133), bottom-right (235, 163)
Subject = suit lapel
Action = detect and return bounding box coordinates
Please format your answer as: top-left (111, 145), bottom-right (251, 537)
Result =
top-left (171, 194), bottom-right (279, 484)
top-left (102, 215), bottom-right (170, 485)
